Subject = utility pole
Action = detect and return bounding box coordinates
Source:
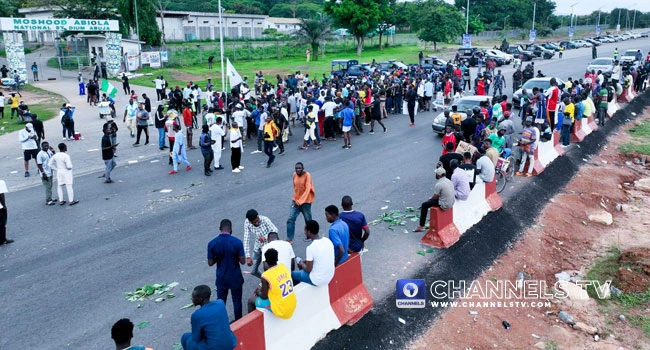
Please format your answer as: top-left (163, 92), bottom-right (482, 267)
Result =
top-left (465, 0), bottom-right (469, 34)
top-left (134, 0), bottom-right (141, 68)
top-left (532, 1), bottom-right (536, 30)
top-left (218, 0), bottom-right (225, 96)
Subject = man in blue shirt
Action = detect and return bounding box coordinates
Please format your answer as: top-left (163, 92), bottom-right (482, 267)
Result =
top-left (340, 101), bottom-right (355, 149)
top-left (325, 205), bottom-right (350, 266)
top-left (111, 318), bottom-right (154, 350)
top-left (208, 219), bottom-right (246, 320)
top-left (339, 195), bottom-right (370, 253)
top-left (181, 285), bottom-right (237, 350)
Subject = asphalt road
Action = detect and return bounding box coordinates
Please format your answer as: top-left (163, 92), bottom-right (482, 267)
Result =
top-left (0, 37), bottom-right (648, 350)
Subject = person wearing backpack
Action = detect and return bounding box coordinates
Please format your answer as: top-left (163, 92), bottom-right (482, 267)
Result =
top-left (60, 104), bottom-right (74, 140)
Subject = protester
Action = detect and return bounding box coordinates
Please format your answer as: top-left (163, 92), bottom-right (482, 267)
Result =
top-left (48, 143), bottom-right (78, 206)
top-left (413, 167), bottom-right (455, 232)
top-left (19, 123), bottom-right (39, 177)
top-left (36, 141), bottom-right (56, 205)
top-left (111, 319), bottom-right (154, 350)
top-left (180, 285), bottom-right (237, 350)
top-left (339, 195), bottom-right (370, 253)
top-left (291, 220), bottom-right (335, 286)
top-left (247, 248), bottom-right (297, 319)
top-left (286, 162), bottom-right (315, 243)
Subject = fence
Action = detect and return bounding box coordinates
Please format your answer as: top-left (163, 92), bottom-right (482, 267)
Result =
top-left (146, 33), bottom-right (421, 67)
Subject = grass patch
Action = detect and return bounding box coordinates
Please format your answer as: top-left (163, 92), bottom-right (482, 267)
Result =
top-left (617, 289), bottom-right (650, 309)
top-left (629, 315), bottom-right (650, 338)
top-left (619, 120), bottom-right (650, 156)
top-left (585, 246), bottom-right (621, 299)
top-left (0, 85), bottom-right (67, 136)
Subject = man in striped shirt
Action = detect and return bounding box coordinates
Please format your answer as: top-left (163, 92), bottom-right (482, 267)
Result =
top-left (244, 209), bottom-right (278, 278)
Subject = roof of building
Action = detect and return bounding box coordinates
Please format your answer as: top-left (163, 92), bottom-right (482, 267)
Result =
top-left (77, 34), bottom-right (144, 44)
top-left (266, 17), bottom-right (301, 25)
top-left (157, 10), bottom-right (267, 19)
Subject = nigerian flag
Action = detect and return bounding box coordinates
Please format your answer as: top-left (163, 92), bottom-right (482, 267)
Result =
top-left (101, 79), bottom-right (118, 98)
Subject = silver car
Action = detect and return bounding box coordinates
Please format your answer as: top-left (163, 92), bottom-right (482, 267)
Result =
top-left (431, 96), bottom-right (491, 135)
top-left (586, 57), bottom-right (615, 75)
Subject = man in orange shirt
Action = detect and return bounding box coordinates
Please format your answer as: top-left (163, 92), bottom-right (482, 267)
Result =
top-left (286, 162), bottom-right (315, 243)
top-left (182, 102), bottom-right (196, 149)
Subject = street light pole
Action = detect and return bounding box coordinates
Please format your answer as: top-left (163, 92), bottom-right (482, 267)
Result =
top-left (134, 0), bottom-right (141, 67)
top-left (465, 0), bottom-right (469, 35)
top-left (218, 0), bottom-right (225, 96)
top-left (617, 8), bottom-right (621, 32)
top-left (633, 9), bottom-right (637, 31)
top-left (532, 1), bottom-right (536, 30)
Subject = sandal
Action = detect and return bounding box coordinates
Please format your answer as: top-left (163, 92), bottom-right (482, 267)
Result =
top-left (59, 201), bottom-right (66, 205)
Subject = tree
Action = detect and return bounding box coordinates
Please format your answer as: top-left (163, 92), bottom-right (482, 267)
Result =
top-left (375, 0), bottom-right (395, 50)
top-left (291, 17), bottom-right (334, 61)
top-left (54, 0), bottom-right (127, 39)
top-left (453, 0), bottom-right (555, 31)
top-left (414, 0), bottom-right (463, 50)
top-left (269, 4), bottom-right (295, 17)
top-left (0, 0), bottom-right (19, 17)
top-left (154, 0), bottom-right (170, 48)
top-left (324, 0), bottom-right (389, 56)
top-left (115, 0), bottom-right (162, 46)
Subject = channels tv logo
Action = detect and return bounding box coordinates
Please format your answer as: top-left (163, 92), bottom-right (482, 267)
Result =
top-left (396, 279), bottom-right (426, 308)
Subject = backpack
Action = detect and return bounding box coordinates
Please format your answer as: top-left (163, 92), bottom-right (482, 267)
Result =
top-left (61, 109), bottom-right (71, 125)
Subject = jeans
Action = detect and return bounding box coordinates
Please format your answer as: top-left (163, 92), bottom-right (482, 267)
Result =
top-left (41, 176), bottom-right (53, 201)
top-left (216, 285), bottom-right (243, 320)
top-left (493, 86), bottom-right (503, 97)
top-left (264, 140), bottom-right (275, 166)
top-left (393, 95), bottom-right (402, 114)
top-left (257, 129), bottom-right (264, 151)
top-left (136, 125), bottom-right (149, 144)
top-left (598, 106), bottom-right (607, 125)
top-left (291, 270), bottom-right (315, 286)
top-left (251, 250), bottom-right (262, 276)
top-left (157, 128), bottom-right (165, 148)
top-left (419, 198), bottom-right (440, 227)
top-left (286, 202), bottom-right (312, 240)
top-left (314, 122), bottom-right (321, 143)
top-left (561, 124), bottom-right (571, 146)
top-left (201, 150), bottom-right (213, 173)
top-left (104, 157), bottom-right (116, 180)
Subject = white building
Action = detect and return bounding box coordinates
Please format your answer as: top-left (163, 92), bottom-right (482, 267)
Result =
top-left (157, 11), bottom-right (267, 41)
top-left (264, 17), bottom-right (301, 34)
top-left (78, 34), bottom-right (143, 58)
top-left (17, 6), bottom-right (59, 43)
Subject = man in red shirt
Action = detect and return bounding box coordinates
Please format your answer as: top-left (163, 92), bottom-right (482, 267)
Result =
top-left (545, 78), bottom-right (560, 130)
top-left (182, 103), bottom-right (196, 149)
top-left (475, 75), bottom-right (486, 96)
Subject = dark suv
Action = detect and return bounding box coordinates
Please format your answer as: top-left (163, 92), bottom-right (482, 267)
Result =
top-left (522, 44), bottom-right (554, 59)
top-left (505, 46), bottom-right (535, 61)
top-left (456, 48), bottom-right (483, 66)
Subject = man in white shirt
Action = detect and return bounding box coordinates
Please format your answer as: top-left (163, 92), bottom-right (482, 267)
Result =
top-left (36, 141), bottom-right (56, 205)
top-left (476, 149), bottom-right (496, 183)
top-left (19, 123), bottom-right (39, 177)
top-left (291, 220), bottom-right (335, 287)
top-left (153, 76), bottom-right (164, 101)
top-left (424, 79), bottom-right (434, 111)
top-left (321, 97), bottom-right (338, 140)
top-left (262, 232), bottom-right (295, 271)
top-left (209, 116), bottom-right (226, 170)
top-left (230, 122), bottom-right (244, 173)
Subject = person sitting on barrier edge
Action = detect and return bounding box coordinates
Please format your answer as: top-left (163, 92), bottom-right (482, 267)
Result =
top-left (262, 232), bottom-right (296, 272)
top-left (458, 152), bottom-right (476, 190)
top-left (181, 285), bottom-right (237, 350)
top-left (325, 205), bottom-right (350, 266)
top-left (413, 167), bottom-right (455, 233)
top-left (111, 318), bottom-right (154, 350)
top-left (439, 142), bottom-right (463, 180)
top-left (340, 195), bottom-right (370, 254)
top-left (450, 159), bottom-right (471, 200)
top-left (248, 248), bottom-right (297, 319)
top-left (292, 220), bottom-right (335, 287)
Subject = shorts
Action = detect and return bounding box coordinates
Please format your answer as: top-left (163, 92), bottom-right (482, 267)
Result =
top-left (342, 125), bottom-right (352, 132)
top-left (423, 96), bottom-right (432, 102)
top-left (255, 297), bottom-right (272, 310)
top-left (24, 149), bottom-right (38, 161)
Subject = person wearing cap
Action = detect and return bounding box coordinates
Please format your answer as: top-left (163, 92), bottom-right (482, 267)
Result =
top-left (154, 105), bottom-right (168, 150)
top-left (170, 123), bottom-right (191, 174)
top-left (36, 141), bottom-right (56, 204)
top-left (19, 123), bottom-right (39, 177)
top-left (134, 103), bottom-right (150, 146)
top-left (103, 115), bottom-right (119, 150)
top-left (413, 167), bottom-right (455, 232)
top-left (516, 116), bottom-right (538, 177)
top-left (488, 126), bottom-right (507, 154)
top-left (9, 92), bottom-right (21, 119)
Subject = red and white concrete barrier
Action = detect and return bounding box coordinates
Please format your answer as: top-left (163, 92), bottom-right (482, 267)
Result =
top-left (607, 94), bottom-right (620, 118)
top-left (231, 253), bottom-right (373, 350)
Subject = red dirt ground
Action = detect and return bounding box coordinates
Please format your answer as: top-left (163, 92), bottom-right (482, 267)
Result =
top-left (410, 111), bottom-right (650, 350)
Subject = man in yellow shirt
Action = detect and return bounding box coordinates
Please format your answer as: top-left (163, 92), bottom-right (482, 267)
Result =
top-left (248, 248), bottom-right (297, 319)
top-left (560, 97), bottom-right (574, 147)
top-left (10, 92), bottom-right (21, 119)
top-left (263, 114), bottom-right (279, 168)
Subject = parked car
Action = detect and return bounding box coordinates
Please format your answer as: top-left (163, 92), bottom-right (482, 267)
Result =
top-left (456, 47), bottom-right (484, 66)
top-left (620, 49), bottom-right (641, 67)
top-left (331, 59), bottom-right (359, 77)
top-left (559, 41), bottom-right (579, 49)
top-left (485, 49), bottom-right (514, 64)
top-left (431, 96), bottom-right (491, 135)
top-left (640, 32), bottom-right (649, 38)
top-left (522, 44), bottom-right (555, 59)
top-left (512, 77), bottom-right (565, 106)
top-left (584, 38), bottom-right (601, 46)
top-left (541, 42), bottom-right (561, 52)
top-left (594, 36), bottom-right (614, 43)
top-left (346, 64), bottom-right (372, 78)
top-left (505, 45), bottom-right (535, 61)
top-left (376, 60), bottom-right (407, 73)
top-left (586, 57), bottom-right (615, 75)
top-left (573, 40), bottom-right (593, 48)
top-left (422, 56), bottom-right (448, 72)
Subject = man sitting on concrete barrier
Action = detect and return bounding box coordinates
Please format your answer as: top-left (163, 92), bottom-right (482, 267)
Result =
top-left (181, 285), bottom-right (237, 350)
top-left (262, 232), bottom-right (295, 272)
top-left (248, 248), bottom-right (297, 320)
top-left (292, 220), bottom-right (335, 287)
top-left (476, 148), bottom-right (496, 182)
top-left (325, 205), bottom-right (350, 266)
top-left (413, 167), bottom-right (455, 233)
top-left (450, 159), bottom-right (471, 200)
